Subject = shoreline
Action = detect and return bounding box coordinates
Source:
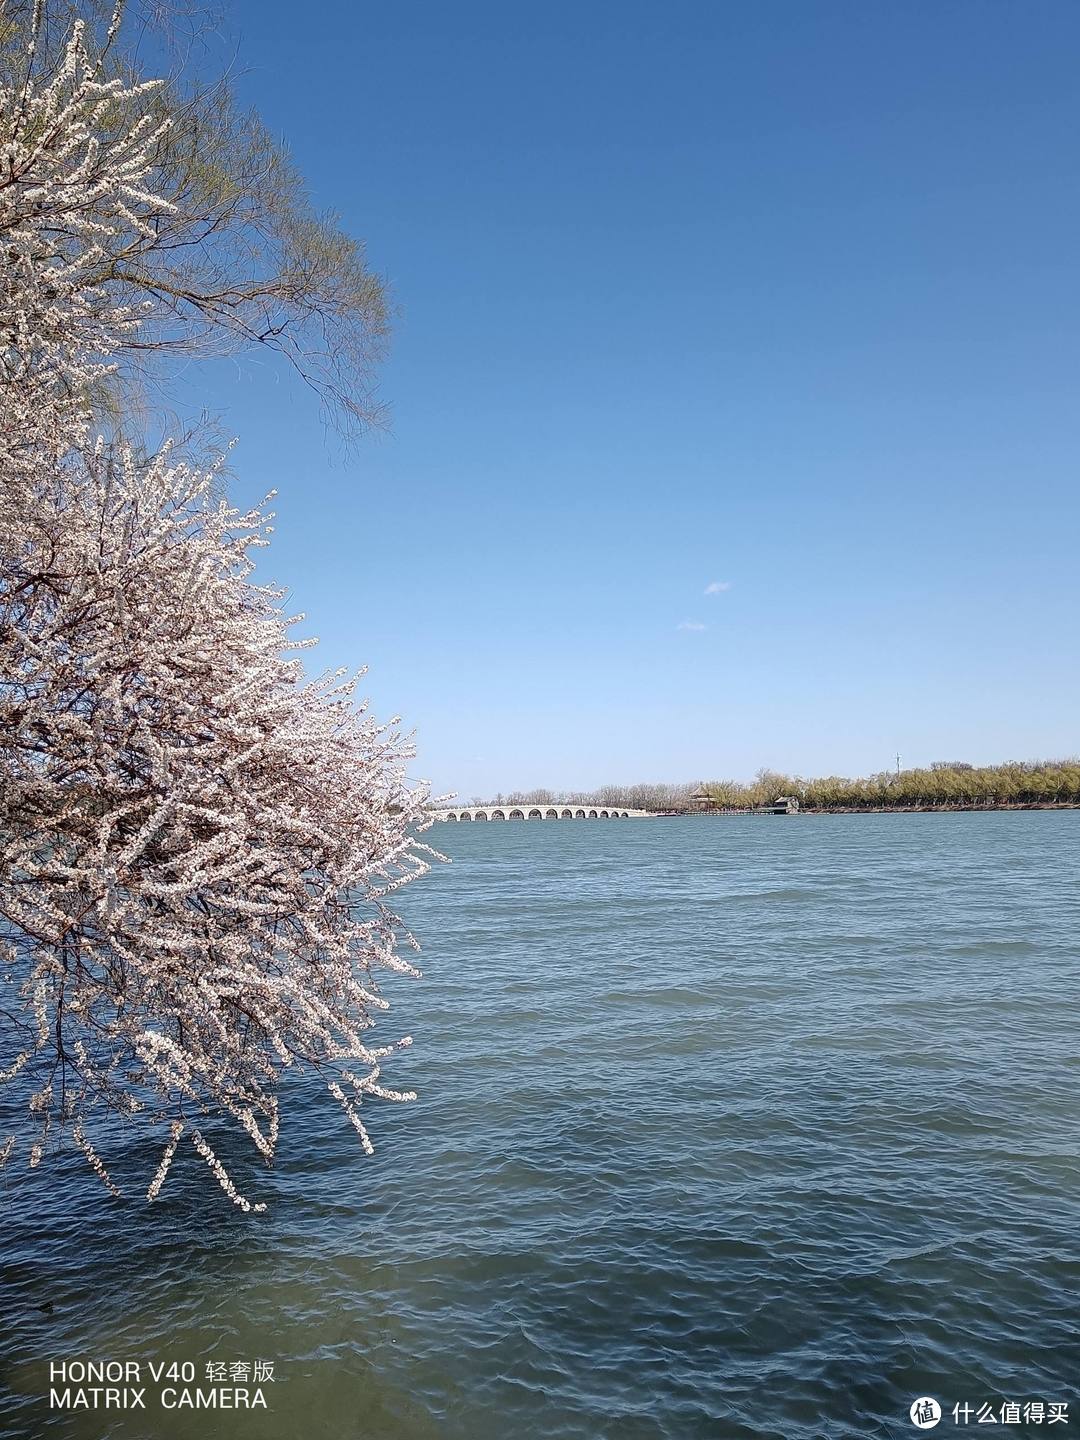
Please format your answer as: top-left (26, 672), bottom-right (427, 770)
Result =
top-left (680, 802), bottom-right (1080, 817)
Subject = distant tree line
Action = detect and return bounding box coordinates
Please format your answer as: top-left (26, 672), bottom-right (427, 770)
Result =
top-left (704, 760), bottom-right (1080, 811)
top-left (468, 760), bottom-right (1080, 813)
top-left (471, 783), bottom-right (697, 812)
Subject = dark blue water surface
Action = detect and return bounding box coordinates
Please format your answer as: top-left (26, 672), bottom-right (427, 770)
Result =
top-left (2, 812), bottom-right (1080, 1439)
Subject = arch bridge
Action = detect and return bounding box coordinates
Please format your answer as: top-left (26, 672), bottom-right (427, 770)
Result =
top-left (430, 805), bottom-right (653, 822)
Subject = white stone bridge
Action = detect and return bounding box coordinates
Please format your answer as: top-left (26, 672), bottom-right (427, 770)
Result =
top-left (430, 804), bottom-right (654, 822)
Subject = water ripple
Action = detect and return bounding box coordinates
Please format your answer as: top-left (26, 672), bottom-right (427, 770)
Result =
top-left (2, 813), bottom-right (1079, 1438)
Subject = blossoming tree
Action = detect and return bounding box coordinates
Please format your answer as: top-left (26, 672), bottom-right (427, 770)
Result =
top-left (0, 7), bottom-right (433, 1208)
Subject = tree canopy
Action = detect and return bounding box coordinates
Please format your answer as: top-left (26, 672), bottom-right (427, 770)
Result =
top-left (0, 4), bottom-right (430, 1208)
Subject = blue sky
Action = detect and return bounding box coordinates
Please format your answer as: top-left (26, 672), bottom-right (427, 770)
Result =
top-left (183, 1), bottom-right (1079, 797)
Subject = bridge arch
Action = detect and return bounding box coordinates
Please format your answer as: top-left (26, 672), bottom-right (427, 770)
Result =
top-left (428, 802), bottom-right (651, 822)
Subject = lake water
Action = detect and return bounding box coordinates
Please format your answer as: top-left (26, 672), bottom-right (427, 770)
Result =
top-left (2, 812), bottom-right (1080, 1439)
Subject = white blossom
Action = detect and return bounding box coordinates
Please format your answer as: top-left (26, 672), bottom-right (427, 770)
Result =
top-left (146, 1120), bottom-right (184, 1202)
top-left (0, 8), bottom-right (438, 1209)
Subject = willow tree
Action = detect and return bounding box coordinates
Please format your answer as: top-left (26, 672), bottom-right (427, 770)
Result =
top-left (0, 0), bottom-right (390, 439)
top-left (0, 6), bottom-right (432, 1208)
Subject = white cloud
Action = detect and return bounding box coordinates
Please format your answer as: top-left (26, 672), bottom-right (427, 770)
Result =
top-left (677, 620), bottom-right (707, 632)
top-left (704, 580), bottom-right (732, 595)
